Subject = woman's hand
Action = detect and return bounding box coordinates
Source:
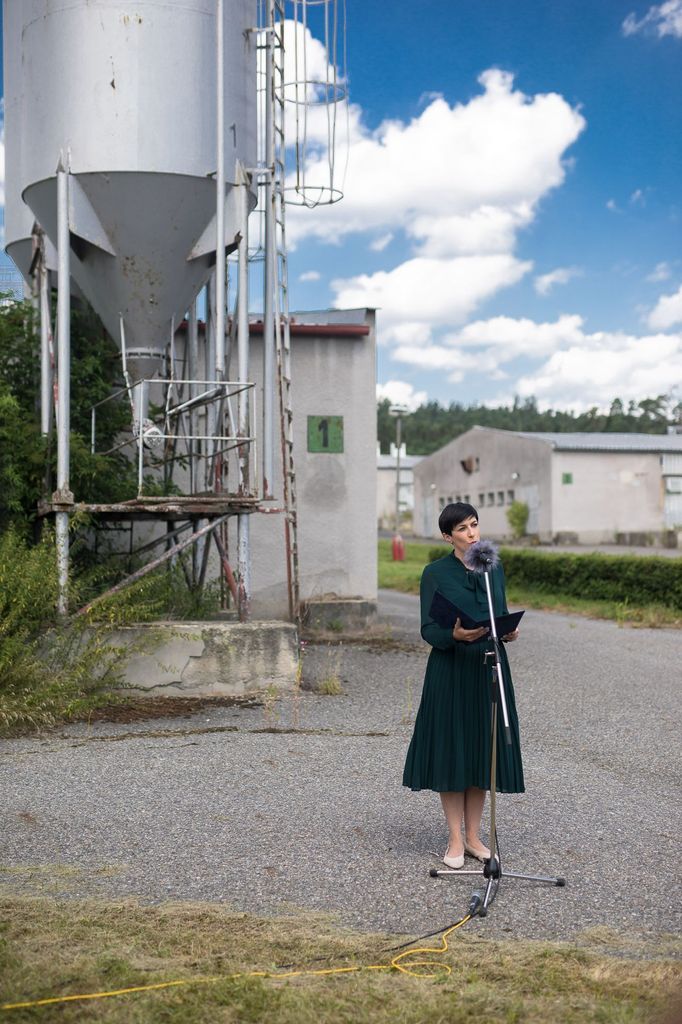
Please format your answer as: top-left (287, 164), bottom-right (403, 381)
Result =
top-left (503, 629), bottom-right (519, 642)
top-left (452, 617), bottom-right (489, 643)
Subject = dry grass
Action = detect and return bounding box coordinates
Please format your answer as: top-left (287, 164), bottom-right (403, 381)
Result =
top-left (0, 896), bottom-right (679, 1023)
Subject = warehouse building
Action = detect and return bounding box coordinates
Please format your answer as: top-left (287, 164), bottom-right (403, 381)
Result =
top-left (413, 427), bottom-right (682, 546)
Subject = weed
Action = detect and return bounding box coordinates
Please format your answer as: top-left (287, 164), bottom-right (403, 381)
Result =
top-left (316, 647), bottom-right (343, 695)
top-left (0, 896), bottom-right (679, 1023)
top-left (262, 682), bottom-right (281, 728)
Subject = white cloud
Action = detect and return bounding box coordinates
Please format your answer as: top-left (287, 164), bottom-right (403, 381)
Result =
top-left (647, 261), bottom-right (672, 282)
top-left (447, 314), bottom-right (585, 356)
top-left (391, 315), bottom-right (584, 374)
top-left (299, 270), bottom-right (321, 282)
top-left (389, 309), bottom-right (682, 410)
top-left (288, 69), bottom-right (583, 340)
top-left (369, 233), bottom-right (393, 252)
top-left (534, 266), bottom-right (582, 295)
top-left (647, 283), bottom-right (682, 329)
top-left (623, 0), bottom-right (682, 38)
top-left (629, 187), bottom-right (646, 206)
top-left (514, 331), bottom-right (682, 410)
top-left (288, 69), bottom-right (585, 253)
top-left (376, 380), bottom-right (428, 412)
top-left (332, 254), bottom-right (532, 344)
top-left (606, 198), bottom-right (620, 212)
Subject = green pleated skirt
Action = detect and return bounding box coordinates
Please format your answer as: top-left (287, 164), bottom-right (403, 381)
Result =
top-left (403, 641), bottom-right (525, 793)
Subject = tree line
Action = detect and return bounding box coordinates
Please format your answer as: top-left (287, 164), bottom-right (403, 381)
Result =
top-left (377, 394), bottom-right (681, 456)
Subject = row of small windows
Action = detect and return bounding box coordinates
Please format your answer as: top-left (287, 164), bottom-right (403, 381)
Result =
top-left (439, 490), bottom-right (516, 509)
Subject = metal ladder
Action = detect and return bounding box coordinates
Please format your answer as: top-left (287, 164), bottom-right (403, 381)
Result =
top-left (271, 0), bottom-right (300, 623)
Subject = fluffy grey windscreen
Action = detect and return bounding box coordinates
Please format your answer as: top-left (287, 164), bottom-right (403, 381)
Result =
top-left (463, 539), bottom-right (500, 573)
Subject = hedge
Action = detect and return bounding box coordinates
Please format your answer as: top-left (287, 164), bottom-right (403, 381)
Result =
top-left (427, 547), bottom-right (682, 610)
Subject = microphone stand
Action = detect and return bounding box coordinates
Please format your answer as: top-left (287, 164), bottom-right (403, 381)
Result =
top-left (430, 557), bottom-right (565, 914)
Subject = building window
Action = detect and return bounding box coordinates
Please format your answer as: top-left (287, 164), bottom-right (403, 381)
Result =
top-left (507, 489), bottom-right (515, 504)
top-left (439, 496), bottom-right (445, 508)
top-left (497, 491), bottom-right (504, 506)
top-left (562, 472), bottom-right (573, 485)
top-left (478, 493), bottom-right (485, 506)
top-left (464, 494), bottom-right (470, 503)
top-left (475, 457), bottom-right (480, 471)
top-left (448, 495), bottom-right (455, 504)
top-left (487, 492), bottom-right (494, 505)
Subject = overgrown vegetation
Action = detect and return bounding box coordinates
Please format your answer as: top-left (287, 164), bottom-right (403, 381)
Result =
top-left (0, 528), bottom-right (126, 735)
top-left (0, 525), bottom-right (221, 737)
top-left (377, 394), bottom-right (682, 455)
top-left (505, 499), bottom-right (529, 540)
top-left (0, 296), bottom-right (136, 531)
top-left (0, 896), bottom-right (678, 1022)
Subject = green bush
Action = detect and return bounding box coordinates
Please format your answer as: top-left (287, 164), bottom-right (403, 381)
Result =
top-left (428, 545), bottom-right (682, 609)
top-left (506, 500), bottom-right (529, 540)
top-left (499, 548), bottom-right (682, 610)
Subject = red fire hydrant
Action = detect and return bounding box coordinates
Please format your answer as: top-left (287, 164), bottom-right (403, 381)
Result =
top-left (392, 533), bottom-right (405, 561)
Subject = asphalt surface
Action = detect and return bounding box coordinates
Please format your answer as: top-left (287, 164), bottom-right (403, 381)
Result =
top-left (1, 591), bottom-right (681, 944)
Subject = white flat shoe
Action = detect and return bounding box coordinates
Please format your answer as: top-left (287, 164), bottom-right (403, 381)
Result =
top-left (464, 842), bottom-right (491, 862)
top-left (443, 850), bottom-right (464, 869)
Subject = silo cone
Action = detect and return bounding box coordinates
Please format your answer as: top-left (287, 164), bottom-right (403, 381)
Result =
top-left (5, 0), bottom-right (258, 372)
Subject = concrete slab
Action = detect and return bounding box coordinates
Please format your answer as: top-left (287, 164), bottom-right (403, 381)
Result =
top-left (108, 621), bottom-right (299, 697)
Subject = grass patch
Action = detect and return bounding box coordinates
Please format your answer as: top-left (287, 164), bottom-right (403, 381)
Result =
top-left (378, 540), bottom-right (682, 627)
top-left (0, 896), bottom-right (679, 1022)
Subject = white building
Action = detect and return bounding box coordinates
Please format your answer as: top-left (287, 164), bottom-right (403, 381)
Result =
top-left (414, 426), bottom-right (682, 546)
top-left (377, 444), bottom-right (423, 532)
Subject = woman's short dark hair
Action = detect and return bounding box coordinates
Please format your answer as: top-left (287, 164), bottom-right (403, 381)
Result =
top-left (439, 501), bottom-right (478, 536)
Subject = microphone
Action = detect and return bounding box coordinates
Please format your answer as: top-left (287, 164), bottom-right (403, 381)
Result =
top-left (463, 539), bottom-right (500, 573)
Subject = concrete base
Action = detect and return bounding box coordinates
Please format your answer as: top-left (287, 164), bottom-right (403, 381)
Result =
top-left (107, 621), bottom-right (299, 697)
top-left (301, 598), bottom-right (378, 632)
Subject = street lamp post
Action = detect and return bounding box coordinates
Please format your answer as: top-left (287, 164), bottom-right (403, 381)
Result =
top-left (388, 404), bottom-right (409, 560)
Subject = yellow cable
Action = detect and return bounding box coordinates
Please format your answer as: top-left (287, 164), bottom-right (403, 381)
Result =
top-left (0, 915), bottom-right (472, 1011)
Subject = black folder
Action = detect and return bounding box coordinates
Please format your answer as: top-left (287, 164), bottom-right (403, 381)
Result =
top-left (429, 589), bottom-right (524, 636)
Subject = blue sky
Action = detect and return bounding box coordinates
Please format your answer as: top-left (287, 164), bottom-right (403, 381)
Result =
top-left (2, 1), bottom-right (681, 413)
top-left (285, 0), bottom-right (682, 412)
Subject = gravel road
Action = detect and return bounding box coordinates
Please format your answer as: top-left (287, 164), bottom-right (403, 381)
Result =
top-left (1, 590), bottom-right (680, 944)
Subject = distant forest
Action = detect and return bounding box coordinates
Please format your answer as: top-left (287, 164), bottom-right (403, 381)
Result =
top-left (377, 394), bottom-right (682, 456)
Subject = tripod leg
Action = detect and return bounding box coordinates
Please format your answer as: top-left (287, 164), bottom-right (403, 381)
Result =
top-left (489, 699), bottom-right (498, 847)
top-left (502, 871), bottom-right (566, 886)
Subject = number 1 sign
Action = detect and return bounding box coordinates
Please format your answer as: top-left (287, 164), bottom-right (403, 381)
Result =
top-left (307, 415), bottom-right (344, 453)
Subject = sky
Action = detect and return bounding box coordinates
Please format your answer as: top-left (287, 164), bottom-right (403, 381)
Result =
top-left (284, 0), bottom-right (682, 413)
top-left (1, 1), bottom-right (681, 414)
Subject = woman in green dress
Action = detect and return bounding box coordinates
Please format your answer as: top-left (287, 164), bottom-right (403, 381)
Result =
top-left (403, 502), bottom-right (524, 869)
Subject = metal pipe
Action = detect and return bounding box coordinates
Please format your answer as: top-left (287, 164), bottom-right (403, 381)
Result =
top-left (213, 529), bottom-right (239, 605)
top-left (137, 380), bottom-right (146, 494)
top-left (262, 0), bottom-right (275, 498)
top-left (188, 299), bottom-right (199, 495)
top-left (204, 275), bottom-right (217, 489)
top-left (236, 164), bottom-right (251, 622)
top-left (215, 0), bottom-right (226, 379)
top-left (237, 163), bottom-right (250, 494)
top-left (237, 512), bottom-right (250, 621)
top-left (55, 160), bottom-right (71, 617)
top-left (395, 413), bottom-right (402, 533)
top-left (39, 256), bottom-right (53, 437)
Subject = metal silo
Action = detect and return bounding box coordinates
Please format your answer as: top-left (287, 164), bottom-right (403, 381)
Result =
top-left (12, 0), bottom-right (257, 362)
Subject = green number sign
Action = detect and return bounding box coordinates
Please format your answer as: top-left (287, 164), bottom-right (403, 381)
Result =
top-left (307, 415), bottom-right (344, 453)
